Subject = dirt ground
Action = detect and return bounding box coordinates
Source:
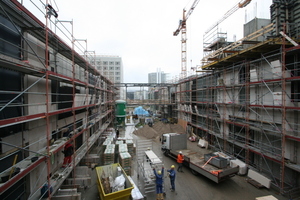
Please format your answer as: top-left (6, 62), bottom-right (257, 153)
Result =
top-left (132, 121), bottom-right (185, 141)
top-left (80, 122), bottom-right (289, 200)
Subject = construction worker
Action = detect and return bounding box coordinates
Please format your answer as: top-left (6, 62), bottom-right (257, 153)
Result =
top-left (116, 128), bottom-right (120, 138)
top-left (62, 141), bottom-right (74, 168)
top-left (167, 165), bottom-right (176, 192)
top-left (177, 151), bottom-right (184, 172)
top-left (153, 166), bottom-right (164, 200)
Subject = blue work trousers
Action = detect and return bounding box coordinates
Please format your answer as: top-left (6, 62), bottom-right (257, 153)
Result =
top-left (170, 178), bottom-right (175, 190)
top-left (156, 184), bottom-right (163, 194)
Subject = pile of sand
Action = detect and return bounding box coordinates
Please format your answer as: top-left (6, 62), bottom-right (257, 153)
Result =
top-left (133, 121), bottom-right (185, 141)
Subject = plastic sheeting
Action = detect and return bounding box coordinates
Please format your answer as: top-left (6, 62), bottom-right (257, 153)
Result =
top-left (112, 174), bottom-right (126, 192)
top-left (133, 106), bottom-right (149, 116)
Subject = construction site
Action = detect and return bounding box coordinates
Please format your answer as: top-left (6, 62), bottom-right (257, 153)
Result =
top-left (0, 0), bottom-right (300, 200)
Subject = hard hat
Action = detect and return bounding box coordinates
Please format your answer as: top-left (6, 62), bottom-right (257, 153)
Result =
top-left (158, 170), bottom-right (162, 175)
top-left (171, 165), bottom-right (175, 168)
top-left (179, 151), bottom-right (182, 154)
top-left (147, 147), bottom-right (151, 150)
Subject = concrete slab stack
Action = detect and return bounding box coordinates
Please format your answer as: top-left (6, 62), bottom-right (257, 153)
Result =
top-left (119, 152), bottom-right (132, 176)
top-left (126, 139), bottom-right (135, 156)
top-left (102, 138), bottom-right (113, 152)
top-left (115, 140), bottom-right (124, 145)
top-left (118, 143), bottom-right (128, 153)
top-left (103, 144), bottom-right (115, 165)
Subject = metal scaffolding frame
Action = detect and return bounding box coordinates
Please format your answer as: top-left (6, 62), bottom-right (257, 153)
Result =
top-left (173, 19), bottom-right (300, 196)
top-left (0, 0), bottom-right (116, 199)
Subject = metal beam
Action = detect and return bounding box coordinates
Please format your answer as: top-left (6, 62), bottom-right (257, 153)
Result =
top-left (114, 83), bottom-right (175, 87)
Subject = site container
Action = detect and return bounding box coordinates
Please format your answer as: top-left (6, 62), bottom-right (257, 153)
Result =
top-left (95, 163), bottom-right (133, 200)
top-left (115, 100), bottom-right (126, 125)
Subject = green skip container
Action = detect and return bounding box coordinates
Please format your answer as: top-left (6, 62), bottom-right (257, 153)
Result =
top-left (115, 100), bottom-right (126, 125)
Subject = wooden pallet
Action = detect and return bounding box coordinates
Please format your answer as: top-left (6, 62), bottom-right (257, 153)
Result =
top-left (247, 178), bottom-right (264, 188)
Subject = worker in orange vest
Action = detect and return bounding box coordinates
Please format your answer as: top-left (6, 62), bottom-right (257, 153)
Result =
top-left (177, 151), bottom-right (184, 172)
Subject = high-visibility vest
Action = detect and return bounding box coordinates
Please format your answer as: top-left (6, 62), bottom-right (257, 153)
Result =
top-left (177, 154), bottom-right (184, 163)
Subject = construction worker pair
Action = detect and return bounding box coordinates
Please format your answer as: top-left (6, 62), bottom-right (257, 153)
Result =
top-left (156, 193), bottom-right (164, 200)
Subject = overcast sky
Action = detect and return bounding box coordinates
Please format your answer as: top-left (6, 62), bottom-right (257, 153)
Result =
top-left (22, 0), bottom-right (272, 83)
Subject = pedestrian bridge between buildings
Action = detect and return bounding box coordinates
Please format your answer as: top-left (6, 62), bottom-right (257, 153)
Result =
top-left (114, 83), bottom-right (175, 106)
top-left (126, 100), bottom-right (175, 106)
top-left (114, 83), bottom-right (175, 88)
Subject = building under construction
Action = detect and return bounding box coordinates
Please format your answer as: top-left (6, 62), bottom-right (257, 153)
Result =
top-left (0, 0), bottom-right (300, 199)
top-left (170, 0), bottom-right (300, 197)
top-left (0, 0), bottom-right (116, 199)
top-left (150, 0), bottom-right (300, 197)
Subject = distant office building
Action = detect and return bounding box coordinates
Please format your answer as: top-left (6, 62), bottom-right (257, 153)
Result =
top-left (93, 55), bottom-right (124, 99)
top-left (148, 70), bottom-right (170, 83)
top-left (134, 90), bottom-right (148, 100)
top-left (148, 70), bottom-right (170, 101)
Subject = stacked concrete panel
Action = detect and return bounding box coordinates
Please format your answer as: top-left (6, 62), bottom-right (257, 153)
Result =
top-left (115, 140), bottom-right (124, 145)
top-left (102, 138), bottom-right (112, 151)
top-left (118, 143), bottom-right (128, 153)
top-left (119, 152), bottom-right (132, 176)
top-left (103, 144), bottom-right (115, 165)
top-left (126, 140), bottom-right (135, 156)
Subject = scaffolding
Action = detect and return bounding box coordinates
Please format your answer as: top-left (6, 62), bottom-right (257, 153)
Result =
top-left (2, 0), bottom-right (300, 199)
top-left (136, 140), bottom-right (164, 197)
top-left (174, 2), bottom-right (300, 197)
top-left (0, 0), bottom-right (115, 199)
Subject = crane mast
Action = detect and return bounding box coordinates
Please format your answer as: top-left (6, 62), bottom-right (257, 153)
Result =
top-left (173, 0), bottom-right (200, 78)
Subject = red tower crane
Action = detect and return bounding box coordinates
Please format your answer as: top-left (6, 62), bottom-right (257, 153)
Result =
top-left (173, 0), bottom-right (201, 78)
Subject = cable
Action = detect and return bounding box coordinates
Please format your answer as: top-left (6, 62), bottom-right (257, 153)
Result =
top-left (0, 141), bottom-right (48, 157)
top-left (185, 0), bottom-right (193, 10)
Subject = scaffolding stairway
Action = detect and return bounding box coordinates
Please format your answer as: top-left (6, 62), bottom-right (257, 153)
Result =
top-left (136, 140), bottom-right (164, 197)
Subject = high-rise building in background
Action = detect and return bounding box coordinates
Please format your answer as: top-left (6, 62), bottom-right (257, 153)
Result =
top-left (134, 90), bottom-right (148, 100)
top-left (93, 55), bottom-right (124, 99)
top-left (148, 70), bottom-right (170, 83)
top-left (148, 70), bottom-right (170, 101)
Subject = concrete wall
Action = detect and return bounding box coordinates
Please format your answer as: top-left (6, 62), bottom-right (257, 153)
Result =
top-left (24, 75), bottom-right (49, 115)
top-left (1, 132), bottom-right (24, 153)
top-left (244, 18), bottom-right (271, 40)
top-left (24, 33), bottom-right (46, 70)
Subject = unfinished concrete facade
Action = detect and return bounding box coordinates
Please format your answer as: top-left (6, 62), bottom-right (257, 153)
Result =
top-left (0, 0), bottom-right (115, 199)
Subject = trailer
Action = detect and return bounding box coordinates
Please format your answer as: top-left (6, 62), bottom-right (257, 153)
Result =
top-left (161, 133), bottom-right (239, 183)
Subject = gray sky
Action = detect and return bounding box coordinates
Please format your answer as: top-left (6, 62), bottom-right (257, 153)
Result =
top-left (22, 0), bottom-right (272, 83)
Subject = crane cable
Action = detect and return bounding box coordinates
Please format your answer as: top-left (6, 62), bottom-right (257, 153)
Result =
top-left (184, 0), bottom-right (193, 10)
